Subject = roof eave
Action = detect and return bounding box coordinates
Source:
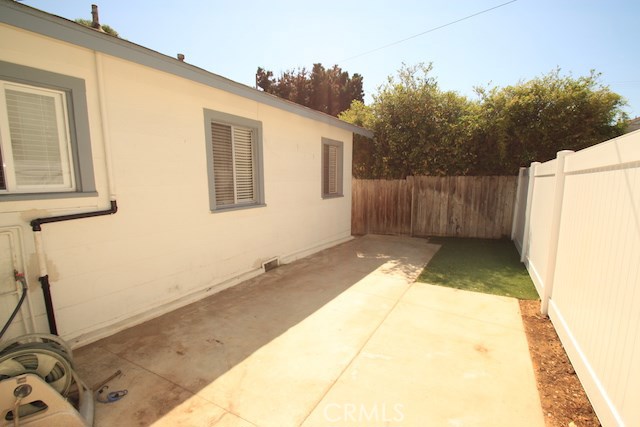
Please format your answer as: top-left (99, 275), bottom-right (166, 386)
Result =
top-left (0, 0), bottom-right (374, 138)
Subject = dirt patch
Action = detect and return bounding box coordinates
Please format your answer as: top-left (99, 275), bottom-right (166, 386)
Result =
top-left (519, 300), bottom-right (601, 427)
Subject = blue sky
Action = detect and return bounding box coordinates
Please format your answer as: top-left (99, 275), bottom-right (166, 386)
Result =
top-left (20, 0), bottom-right (640, 118)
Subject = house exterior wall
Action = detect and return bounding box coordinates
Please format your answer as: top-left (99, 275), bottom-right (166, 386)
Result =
top-left (0, 23), bottom-right (354, 346)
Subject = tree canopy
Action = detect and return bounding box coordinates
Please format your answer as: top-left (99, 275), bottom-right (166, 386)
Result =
top-left (340, 64), bottom-right (627, 178)
top-left (471, 69), bottom-right (627, 174)
top-left (74, 19), bottom-right (119, 37)
top-left (256, 64), bottom-right (364, 117)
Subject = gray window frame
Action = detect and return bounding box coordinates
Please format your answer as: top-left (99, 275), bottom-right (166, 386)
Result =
top-left (321, 137), bottom-right (344, 199)
top-left (0, 60), bottom-right (96, 201)
top-left (203, 109), bottom-right (265, 212)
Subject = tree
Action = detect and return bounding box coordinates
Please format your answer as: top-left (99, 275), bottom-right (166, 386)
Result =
top-left (339, 101), bottom-right (377, 178)
top-left (256, 64), bottom-right (364, 117)
top-left (341, 63), bottom-right (475, 178)
top-left (75, 18), bottom-right (119, 37)
top-left (340, 64), bottom-right (627, 178)
top-left (255, 67), bottom-right (274, 93)
top-left (470, 70), bottom-right (627, 174)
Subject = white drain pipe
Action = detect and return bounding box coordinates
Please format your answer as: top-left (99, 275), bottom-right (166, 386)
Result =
top-left (95, 51), bottom-right (118, 202)
top-left (28, 51), bottom-right (120, 335)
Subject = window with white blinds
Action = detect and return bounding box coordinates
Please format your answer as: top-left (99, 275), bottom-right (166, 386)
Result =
top-left (0, 81), bottom-right (75, 192)
top-left (204, 109), bottom-right (264, 211)
top-left (232, 127), bottom-right (255, 203)
top-left (211, 122), bottom-right (256, 207)
top-left (211, 122), bottom-right (235, 206)
top-left (324, 144), bottom-right (338, 194)
top-left (321, 138), bottom-right (343, 198)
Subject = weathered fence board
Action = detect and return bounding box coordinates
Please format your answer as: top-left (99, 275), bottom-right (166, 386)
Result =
top-left (351, 179), bottom-right (412, 236)
top-left (352, 176), bottom-right (517, 238)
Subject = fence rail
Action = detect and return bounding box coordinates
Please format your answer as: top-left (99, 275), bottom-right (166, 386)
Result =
top-left (513, 130), bottom-right (640, 427)
top-left (352, 176), bottom-right (517, 239)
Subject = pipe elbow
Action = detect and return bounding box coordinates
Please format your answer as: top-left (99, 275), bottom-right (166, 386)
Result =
top-left (30, 219), bottom-right (42, 232)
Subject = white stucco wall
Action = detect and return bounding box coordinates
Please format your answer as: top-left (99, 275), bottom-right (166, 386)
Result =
top-left (0, 24), bottom-right (354, 346)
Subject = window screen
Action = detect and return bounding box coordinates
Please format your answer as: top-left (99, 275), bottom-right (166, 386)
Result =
top-left (204, 109), bottom-right (264, 212)
top-left (1, 82), bottom-right (74, 192)
top-left (0, 61), bottom-right (96, 200)
top-left (211, 122), bottom-right (256, 207)
top-left (321, 138), bottom-right (343, 198)
top-left (211, 122), bottom-right (234, 206)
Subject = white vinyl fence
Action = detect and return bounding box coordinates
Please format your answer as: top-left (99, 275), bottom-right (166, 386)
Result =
top-left (513, 130), bottom-right (640, 427)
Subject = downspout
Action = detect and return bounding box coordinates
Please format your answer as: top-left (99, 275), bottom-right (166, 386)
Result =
top-left (30, 202), bottom-right (118, 335)
top-left (94, 51), bottom-right (118, 201)
top-left (28, 51), bottom-right (119, 335)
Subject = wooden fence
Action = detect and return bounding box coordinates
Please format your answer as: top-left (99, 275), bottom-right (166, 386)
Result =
top-left (352, 176), bottom-right (517, 239)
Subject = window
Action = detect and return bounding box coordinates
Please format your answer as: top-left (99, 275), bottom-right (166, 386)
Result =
top-left (204, 109), bottom-right (264, 211)
top-left (0, 82), bottom-right (75, 192)
top-left (0, 61), bottom-right (95, 200)
top-left (321, 138), bottom-right (343, 198)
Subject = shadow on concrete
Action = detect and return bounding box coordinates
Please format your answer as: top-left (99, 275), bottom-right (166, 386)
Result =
top-left (73, 235), bottom-right (435, 426)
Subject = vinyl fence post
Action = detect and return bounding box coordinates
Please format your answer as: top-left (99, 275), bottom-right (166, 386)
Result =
top-left (520, 162), bottom-right (540, 263)
top-left (511, 167), bottom-right (526, 241)
top-left (540, 150), bottom-right (573, 315)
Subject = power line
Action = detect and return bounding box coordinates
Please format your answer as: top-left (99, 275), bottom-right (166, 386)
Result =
top-left (340, 0), bottom-right (518, 63)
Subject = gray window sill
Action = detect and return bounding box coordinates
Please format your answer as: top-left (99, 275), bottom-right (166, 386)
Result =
top-left (211, 203), bottom-right (267, 214)
top-left (0, 191), bottom-right (99, 202)
top-left (322, 194), bottom-right (344, 199)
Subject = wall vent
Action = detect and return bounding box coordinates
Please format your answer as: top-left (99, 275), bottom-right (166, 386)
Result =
top-left (262, 258), bottom-right (279, 272)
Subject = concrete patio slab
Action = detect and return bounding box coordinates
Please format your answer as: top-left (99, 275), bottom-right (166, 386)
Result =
top-left (76, 344), bottom-right (229, 426)
top-left (302, 284), bottom-right (543, 426)
top-left (72, 235), bottom-right (544, 427)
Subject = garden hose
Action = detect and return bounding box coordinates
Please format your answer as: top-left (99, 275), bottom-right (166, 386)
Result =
top-left (0, 271), bottom-right (27, 340)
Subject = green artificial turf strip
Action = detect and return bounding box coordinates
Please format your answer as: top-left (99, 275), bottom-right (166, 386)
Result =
top-left (418, 237), bottom-right (539, 300)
